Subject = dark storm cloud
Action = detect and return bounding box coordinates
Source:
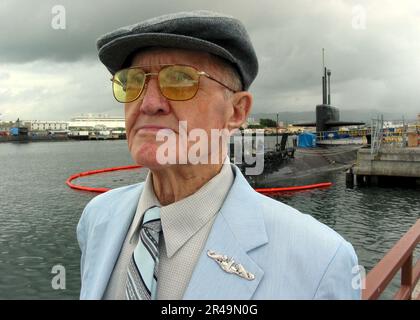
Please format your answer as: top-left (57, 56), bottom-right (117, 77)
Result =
top-left (0, 0), bottom-right (419, 120)
top-left (0, 0), bottom-right (251, 63)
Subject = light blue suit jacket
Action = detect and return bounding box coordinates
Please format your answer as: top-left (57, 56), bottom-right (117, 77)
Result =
top-left (77, 164), bottom-right (361, 299)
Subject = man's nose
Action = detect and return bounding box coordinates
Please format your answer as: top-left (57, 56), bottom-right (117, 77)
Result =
top-left (137, 77), bottom-right (171, 115)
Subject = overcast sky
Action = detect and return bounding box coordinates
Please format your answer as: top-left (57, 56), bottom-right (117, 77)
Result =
top-left (0, 0), bottom-right (419, 121)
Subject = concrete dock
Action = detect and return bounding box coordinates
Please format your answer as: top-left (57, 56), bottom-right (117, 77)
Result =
top-left (351, 147), bottom-right (420, 186)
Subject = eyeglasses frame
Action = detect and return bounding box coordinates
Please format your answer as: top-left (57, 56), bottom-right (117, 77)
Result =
top-left (110, 64), bottom-right (238, 103)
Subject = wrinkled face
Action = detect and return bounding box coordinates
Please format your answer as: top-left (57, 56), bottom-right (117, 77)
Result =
top-left (123, 48), bottom-right (235, 169)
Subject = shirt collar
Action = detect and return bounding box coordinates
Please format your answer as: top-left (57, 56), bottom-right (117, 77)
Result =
top-left (136, 157), bottom-right (234, 258)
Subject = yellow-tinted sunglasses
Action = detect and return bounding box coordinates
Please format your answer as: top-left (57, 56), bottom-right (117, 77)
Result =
top-left (111, 64), bottom-right (237, 103)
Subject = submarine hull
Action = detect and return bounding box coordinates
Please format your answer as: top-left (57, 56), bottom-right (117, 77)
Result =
top-left (236, 145), bottom-right (361, 188)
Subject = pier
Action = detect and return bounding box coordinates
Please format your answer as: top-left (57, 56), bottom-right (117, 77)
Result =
top-left (347, 115), bottom-right (420, 186)
top-left (351, 147), bottom-right (420, 186)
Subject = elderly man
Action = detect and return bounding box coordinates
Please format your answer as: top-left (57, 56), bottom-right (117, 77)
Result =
top-left (77, 10), bottom-right (361, 300)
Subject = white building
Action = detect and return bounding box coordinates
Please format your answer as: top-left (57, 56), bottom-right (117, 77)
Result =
top-left (383, 121), bottom-right (404, 129)
top-left (68, 113), bottom-right (125, 130)
top-left (26, 120), bottom-right (68, 131)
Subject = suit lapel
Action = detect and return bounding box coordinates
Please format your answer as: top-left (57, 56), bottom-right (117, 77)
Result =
top-left (83, 183), bottom-right (144, 299)
top-left (183, 165), bottom-right (268, 300)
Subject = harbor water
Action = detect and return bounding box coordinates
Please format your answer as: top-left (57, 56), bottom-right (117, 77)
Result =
top-left (0, 140), bottom-right (419, 299)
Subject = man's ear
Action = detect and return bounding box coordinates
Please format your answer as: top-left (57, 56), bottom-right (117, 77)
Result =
top-left (227, 92), bottom-right (253, 131)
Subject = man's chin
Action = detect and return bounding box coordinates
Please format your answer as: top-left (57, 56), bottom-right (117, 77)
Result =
top-left (130, 146), bottom-right (170, 169)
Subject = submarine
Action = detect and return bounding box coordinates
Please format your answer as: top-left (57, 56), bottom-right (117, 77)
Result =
top-left (231, 62), bottom-right (365, 188)
top-left (293, 66), bottom-right (364, 132)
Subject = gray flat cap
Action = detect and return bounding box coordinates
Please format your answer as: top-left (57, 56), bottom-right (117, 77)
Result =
top-left (96, 10), bottom-right (258, 90)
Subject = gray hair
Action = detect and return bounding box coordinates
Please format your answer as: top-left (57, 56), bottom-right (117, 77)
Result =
top-left (208, 54), bottom-right (243, 99)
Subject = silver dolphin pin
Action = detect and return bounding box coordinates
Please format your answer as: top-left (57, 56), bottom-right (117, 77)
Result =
top-left (207, 250), bottom-right (255, 281)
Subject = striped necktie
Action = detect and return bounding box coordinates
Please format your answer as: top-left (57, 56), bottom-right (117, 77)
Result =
top-left (126, 206), bottom-right (161, 300)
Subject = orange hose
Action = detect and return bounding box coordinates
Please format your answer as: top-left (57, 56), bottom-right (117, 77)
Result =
top-left (66, 165), bottom-right (332, 194)
top-left (254, 182), bottom-right (332, 193)
top-left (66, 165), bottom-right (142, 192)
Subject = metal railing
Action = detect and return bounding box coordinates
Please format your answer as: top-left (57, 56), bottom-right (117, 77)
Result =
top-left (370, 116), bottom-right (420, 153)
top-left (362, 219), bottom-right (420, 300)
top-left (315, 129), bottom-right (371, 141)
top-left (371, 115), bottom-right (384, 155)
